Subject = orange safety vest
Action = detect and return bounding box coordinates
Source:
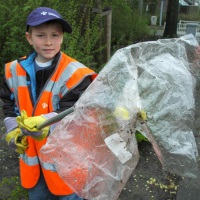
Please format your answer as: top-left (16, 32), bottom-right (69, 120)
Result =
top-left (5, 52), bottom-right (97, 195)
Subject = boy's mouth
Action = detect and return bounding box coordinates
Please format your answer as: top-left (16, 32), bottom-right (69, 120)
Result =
top-left (44, 49), bottom-right (54, 52)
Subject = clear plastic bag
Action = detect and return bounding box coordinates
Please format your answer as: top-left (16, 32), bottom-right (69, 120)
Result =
top-left (40, 34), bottom-right (200, 200)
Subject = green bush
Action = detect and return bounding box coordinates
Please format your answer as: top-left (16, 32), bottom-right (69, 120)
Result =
top-left (104, 0), bottom-right (150, 53)
top-left (0, 0), bottom-right (104, 79)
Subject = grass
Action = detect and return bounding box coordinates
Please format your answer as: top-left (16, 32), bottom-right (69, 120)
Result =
top-left (0, 176), bottom-right (28, 200)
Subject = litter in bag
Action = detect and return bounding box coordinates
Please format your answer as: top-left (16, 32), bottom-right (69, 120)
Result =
top-left (40, 34), bottom-right (200, 200)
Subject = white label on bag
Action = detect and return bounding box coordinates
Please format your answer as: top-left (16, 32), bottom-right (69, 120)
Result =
top-left (104, 133), bottom-right (132, 164)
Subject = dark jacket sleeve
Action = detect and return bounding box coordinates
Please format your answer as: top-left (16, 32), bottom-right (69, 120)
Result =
top-left (56, 76), bottom-right (93, 113)
top-left (0, 77), bottom-right (18, 117)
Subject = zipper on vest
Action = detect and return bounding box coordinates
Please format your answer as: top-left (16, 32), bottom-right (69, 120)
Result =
top-left (26, 74), bottom-right (35, 109)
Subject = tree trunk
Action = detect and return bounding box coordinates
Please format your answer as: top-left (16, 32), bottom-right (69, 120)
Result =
top-left (163, 0), bottom-right (179, 38)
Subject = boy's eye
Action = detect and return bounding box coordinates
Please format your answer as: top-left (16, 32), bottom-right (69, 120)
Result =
top-left (37, 34), bottom-right (43, 37)
top-left (52, 34), bottom-right (59, 37)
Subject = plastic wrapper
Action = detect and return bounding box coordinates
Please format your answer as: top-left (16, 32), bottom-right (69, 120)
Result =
top-left (40, 34), bottom-right (200, 200)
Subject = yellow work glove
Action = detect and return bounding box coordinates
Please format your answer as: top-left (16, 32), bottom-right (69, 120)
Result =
top-left (5, 128), bottom-right (28, 154)
top-left (16, 110), bottom-right (50, 141)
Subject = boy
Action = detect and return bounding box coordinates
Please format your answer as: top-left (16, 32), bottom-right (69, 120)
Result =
top-left (0, 7), bottom-right (96, 200)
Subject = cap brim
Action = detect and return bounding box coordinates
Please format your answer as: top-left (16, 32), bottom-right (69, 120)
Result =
top-left (56, 19), bottom-right (72, 33)
top-left (26, 18), bottom-right (72, 33)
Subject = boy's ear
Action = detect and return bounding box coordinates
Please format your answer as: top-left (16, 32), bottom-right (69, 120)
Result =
top-left (26, 32), bottom-right (33, 45)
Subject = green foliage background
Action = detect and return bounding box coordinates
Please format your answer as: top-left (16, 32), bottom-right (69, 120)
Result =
top-left (0, 0), bottom-right (151, 79)
top-left (0, 0), bottom-right (103, 72)
top-left (108, 0), bottom-right (150, 51)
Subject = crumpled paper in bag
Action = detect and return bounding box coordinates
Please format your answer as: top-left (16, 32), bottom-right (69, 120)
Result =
top-left (40, 34), bottom-right (200, 200)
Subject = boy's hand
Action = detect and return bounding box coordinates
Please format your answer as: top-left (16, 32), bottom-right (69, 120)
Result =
top-left (16, 110), bottom-right (49, 141)
top-left (5, 128), bottom-right (28, 154)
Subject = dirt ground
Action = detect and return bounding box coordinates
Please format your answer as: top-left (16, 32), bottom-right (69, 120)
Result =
top-left (0, 99), bottom-right (181, 200)
top-left (1, 70), bottom-right (200, 199)
top-left (1, 72), bottom-right (200, 199)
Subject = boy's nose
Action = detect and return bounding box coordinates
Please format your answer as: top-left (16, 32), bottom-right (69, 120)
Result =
top-left (45, 41), bottom-right (52, 45)
top-left (45, 37), bottom-right (52, 45)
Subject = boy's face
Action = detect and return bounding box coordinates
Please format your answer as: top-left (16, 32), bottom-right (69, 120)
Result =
top-left (26, 23), bottom-right (64, 63)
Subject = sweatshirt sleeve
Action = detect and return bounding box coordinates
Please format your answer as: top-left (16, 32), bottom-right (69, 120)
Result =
top-left (0, 77), bottom-right (18, 117)
top-left (56, 76), bottom-right (93, 113)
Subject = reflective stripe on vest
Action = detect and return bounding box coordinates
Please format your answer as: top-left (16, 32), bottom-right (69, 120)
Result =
top-left (5, 53), bottom-right (97, 116)
top-left (5, 52), bottom-right (97, 195)
top-left (6, 60), bottom-right (25, 109)
top-left (20, 153), bottom-right (39, 166)
top-left (20, 151), bottom-right (57, 172)
top-left (5, 59), bottom-right (34, 116)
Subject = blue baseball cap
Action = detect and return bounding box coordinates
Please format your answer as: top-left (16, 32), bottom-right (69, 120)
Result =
top-left (26, 7), bottom-right (72, 33)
